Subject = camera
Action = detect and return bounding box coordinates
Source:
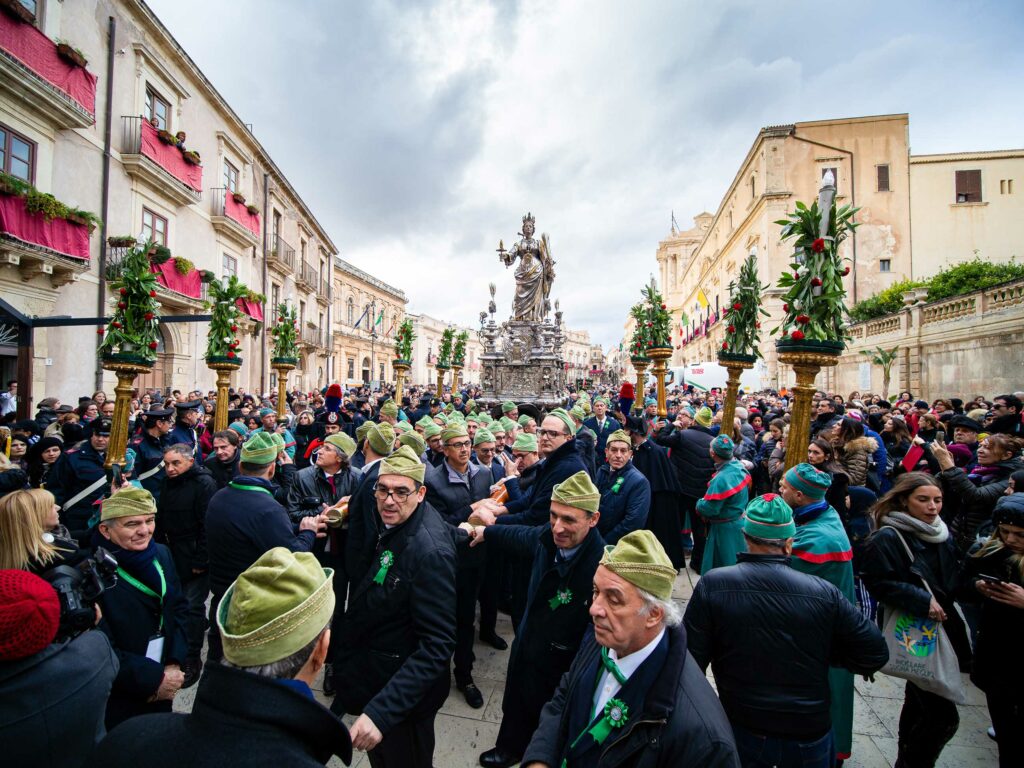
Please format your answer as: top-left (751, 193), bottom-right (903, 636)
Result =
top-left (41, 548), bottom-right (119, 640)
top-left (298, 495), bottom-right (325, 512)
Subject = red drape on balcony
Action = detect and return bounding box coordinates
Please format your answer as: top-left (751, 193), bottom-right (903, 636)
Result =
top-left (0, 13), bottom-right (96, 118)
top-left (236, 297), bottom-right (264, 322)
top-left (140, 120), bottom-right (203, 193)
top-left (224, 193), bottom-right (260, 236)
top-left (150, 259), bottom-right (201, 298)
top-left (0, 193), bottom-right (90, 259)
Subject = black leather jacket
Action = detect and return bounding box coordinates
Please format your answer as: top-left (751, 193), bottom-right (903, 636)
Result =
top-left (685, 553), bottom-right (888, 739)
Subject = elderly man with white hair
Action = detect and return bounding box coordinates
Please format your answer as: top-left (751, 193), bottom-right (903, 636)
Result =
top-left (522, 530), bottom-right (739, 768)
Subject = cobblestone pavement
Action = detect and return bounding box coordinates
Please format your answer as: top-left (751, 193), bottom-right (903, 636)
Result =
top-left (174, 568), bottom-right (999, 767)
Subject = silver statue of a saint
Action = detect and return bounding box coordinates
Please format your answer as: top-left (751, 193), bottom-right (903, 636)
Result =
top-left (497, 212), bottom-right (555, 322)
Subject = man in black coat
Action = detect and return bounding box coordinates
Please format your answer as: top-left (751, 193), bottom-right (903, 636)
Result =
top-left (625, 415), bottom-right (685, 570)
top-left (205, 432), bottom-right (325, 663)
top-left (47, 417), bottom-right (111, 544)
top-left (583, 396), bottom-right (622, 467)
top-left (332, 446), bottom-right (457, 768)
top-left (204, 429), bottom-right (241, 489)
top-left (473, 470), bottom-right (605, 768)
top-left (129, 408), bottom-right (173, 501)
top-left (524, 531), bottom-right (739, 768)
top-left (156, 444), bottom-right (218, 687)
top-left (684, 496), bottom-right (888, 766)
top-left (87, 547), bottom-right (353, 768)
top-left (653, 407), bottom-right (715, 569)
top-left (344, 421), bottom-right (396, 583)
top-left (424, 423), bottom-right (501, 708)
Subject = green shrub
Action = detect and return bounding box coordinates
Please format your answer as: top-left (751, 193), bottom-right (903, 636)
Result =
top-left (926, 258), bottom-right (1024, 301)
top-left (848, 279), bottom-right (926, 322)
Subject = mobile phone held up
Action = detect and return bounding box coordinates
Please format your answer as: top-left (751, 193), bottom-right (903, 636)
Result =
top-left (976, 573), bottom-right (1004, 585)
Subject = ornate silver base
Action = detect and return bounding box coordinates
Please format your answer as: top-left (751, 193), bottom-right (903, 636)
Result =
top-left (477, 319), bottom-right (565, 411)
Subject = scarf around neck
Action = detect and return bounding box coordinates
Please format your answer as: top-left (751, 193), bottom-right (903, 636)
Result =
top-left (882, 510), bottom-right (949, 544)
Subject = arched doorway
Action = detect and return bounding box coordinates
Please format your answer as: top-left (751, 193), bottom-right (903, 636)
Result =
top-left (361, 356), bottom-right (370, 384)
top-left (135, 329), bottom-right (171, 395)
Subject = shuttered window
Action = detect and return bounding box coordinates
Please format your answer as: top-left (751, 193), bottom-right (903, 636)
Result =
top-left (955, 170), bottom-right (982, 203)
top-left (877, 164), bottom-right (890, 192)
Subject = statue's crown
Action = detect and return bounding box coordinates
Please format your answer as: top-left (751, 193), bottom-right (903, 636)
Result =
top-left (522, 212), bottom-right (535, 226)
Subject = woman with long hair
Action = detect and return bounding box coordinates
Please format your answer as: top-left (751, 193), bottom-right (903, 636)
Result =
top-left (292, 409), bottom-right (317, 470)
top-left (962, 493), bottom-right (1024, 767)
top-left (8, 434), bottom-right (29, 471)
top-left (860, 473), bottom-right (971, 768)
top-left (931, 434), bottom-right (1024, 554)
top-left (831, 417), bottom-right (878, 488)
top-left (76, 400), bottom-right (99, 424)
top-left (0, 488), bottom-right (80, 573)
top-left (807, 438), bottom-right (851, 523)
top-left (26, 436), bottom-right (63, 489)
top-left (92, 390), bottom-right (107, 406)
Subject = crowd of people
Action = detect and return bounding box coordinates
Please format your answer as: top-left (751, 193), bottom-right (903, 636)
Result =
top-left (0, 373), bottom-right (1022, 768)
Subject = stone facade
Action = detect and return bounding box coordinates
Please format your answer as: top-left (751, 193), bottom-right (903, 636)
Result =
top-left (406, 313), bottom-right (484, 388)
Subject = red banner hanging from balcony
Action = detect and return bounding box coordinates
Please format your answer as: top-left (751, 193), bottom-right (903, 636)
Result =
top-left (0, 13), bottom-right (96, 118)
top-left (235, 297), bottom-right (264, 322)
top-left (140, 120), bottom-right (203, 193)
top-left (0, 193), bottom-right (90, 259)
top-left (150, 259), bottom-right (201, 298)
top-left (224, 193), bottom-right (260, 237)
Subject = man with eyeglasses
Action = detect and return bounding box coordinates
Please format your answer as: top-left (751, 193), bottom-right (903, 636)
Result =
top-left (332, 445), bottom-right (457, 768)
top-left (990, 394), bottom-right (1024, 438)
top-left (425, 424), bottom-right (504, 707)
top-left (129, 407), bottom-right (174, 501)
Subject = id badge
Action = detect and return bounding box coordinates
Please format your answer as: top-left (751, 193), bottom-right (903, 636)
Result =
top-left (145, 633), bottom-right (165, 662)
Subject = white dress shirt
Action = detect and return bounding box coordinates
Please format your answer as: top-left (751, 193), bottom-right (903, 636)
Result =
top-left (592, 627), bottom-right (666, 717)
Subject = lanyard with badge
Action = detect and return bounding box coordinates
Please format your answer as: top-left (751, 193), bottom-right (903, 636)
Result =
top-left (117, 560), bottom-right (167, 662)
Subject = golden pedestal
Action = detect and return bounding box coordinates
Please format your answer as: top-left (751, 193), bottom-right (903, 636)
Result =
top-left (435, 365), bottom-right (449, 397)
top-left (101, 356), bottom-right (154, 470)
top-left (208, 360), bottom-right (242, 433)
top-left (630, 356), bottom-right (650, 415)
top-left (777, 345), bottom-right (842, 472)
top-left (717, 354), bottom-right (756, 440)
top-left (271, 358), bottom-right (297, 420)
top-left (647, 347), bottom-right (673, 418)
top-left (451, 365), bottom-right (462, 393)
top-left (393, 360), bottom-right (411, 406)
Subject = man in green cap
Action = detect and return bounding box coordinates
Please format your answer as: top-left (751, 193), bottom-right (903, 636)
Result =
top-left (518, 413), bottom-right (537, 434)
top-left (205, 432), bottom-right (326, 664)
top-left (595, 429), bottom-right (652, 545)
top-left (568, 404), bottom-right (598, 480)
top-left (501, 400), bottom-right (519, 420)
top-left (695, 434), bottom-right (751, 573)
top-left (471, 470), bottom-right (606, 768)
top-left (584, 396), bottom-right (622, 468)
top-left (685, 494), bottom-right (887, 768)
top-left (779, 463), bottom-right (858, 764)
top-left (524, 530), bottom-right (739, 768)
top-left (89, 548), bottom-right (354, 768)
top-left (342, 420), bottom-right (398, 581)
top-left (333, 446), bottom-right (457, 768)
top-left (424, 424), bottom-right (504, 706)
top-left (423, 422), bottom-right (445, 467)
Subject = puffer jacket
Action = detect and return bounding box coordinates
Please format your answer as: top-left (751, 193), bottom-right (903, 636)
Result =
top-left (837, 436), bottom-right (877, 487)
top-left (653, 424), bottom-right (715, 499)
top-left (939, 456), bottom-right (1024, 553)
top-left (685, 553), bottom-right (888, 739)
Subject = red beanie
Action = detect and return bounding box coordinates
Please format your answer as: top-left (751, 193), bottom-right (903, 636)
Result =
top-left (0, 570), bottom-right (61, 661)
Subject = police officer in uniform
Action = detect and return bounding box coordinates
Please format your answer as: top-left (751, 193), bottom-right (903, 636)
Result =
top-left (169, 400), bottom-right (202, 459)
top-left (129, 407), bottom-right (174, 501)
top-left (47, 417), bottom-right (112, 544)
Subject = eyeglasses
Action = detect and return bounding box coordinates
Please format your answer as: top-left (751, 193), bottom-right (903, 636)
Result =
top-left (538, 428), bottom-right (566, 439)
top-left (445, 440), bottom-right (472, 450)
top-left (476, 447), bottom-right (496, 455)
top-left (373, 485), bottom-right (416, 501)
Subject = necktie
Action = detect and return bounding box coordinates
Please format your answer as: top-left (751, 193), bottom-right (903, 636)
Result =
top-left (601, 646), bottom-right (627, 685)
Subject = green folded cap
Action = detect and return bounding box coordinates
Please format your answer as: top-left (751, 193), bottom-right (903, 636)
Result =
top-left (606, 429), bottom-right (631, 449)
top-left (695, 407), bottom-right (713, 428)
top-left (218, 547), bottom-right (335, 667)
top-left (356, 421), bottom-right (376, 443)
top-left (517, 414), bottom-right (534, 427)
top-left (501, 401), bottom-right (517, 413)
top-left (398, 431), bottom-right (426, 456)
top-left (241, 432), bottom-right (279, 465)
top-left (394, 421), bottom-right (413, 434)
top-left (512, 432), bottom-right (538, 452)
top-left (473, 428), bottom-right (495, 446)
top-left (324, 432), bottom-right (357, 458)
top-left (743, 493), bottom-right (795, 540)
top-left (599, 530), bottom-right (676, 600)
top-left (101, 486), bottom-right (157, 521)
top-left (423, 422), bottom-right (442, 438)
top-left (551, 470), bottom-right (600, 514)
top-left (500, 416), bottom-right (518, 433)
top-left (440, 424), bottom-right (469, 443)
top-left (380, 400), bottom-right (398, 418)
top-left (366, 422), bottom-right (396, 456)
top-left (594, 397), bottom-right (609, 406)
top-left (784, 463), bottom-right (832, 500)
top-left (547, 408), bottom-right (577, 436)
top-left (569, 405), bottom-right (586, 422)
top-left (416, 415), bottom-right (435, 430)
top-left (378, 444), bottom-right (425, 484)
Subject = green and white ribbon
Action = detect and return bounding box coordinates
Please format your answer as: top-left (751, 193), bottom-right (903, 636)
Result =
top-left (587, 697), bottom-right (629, 745)
top-left (611, 477), bottom-right (624, 494)
top-left (548, 587), bottom-right (573, 610)
top-left (373, 550), bottom-right (395, 585)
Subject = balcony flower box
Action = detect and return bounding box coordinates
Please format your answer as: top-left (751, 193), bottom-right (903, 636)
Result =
top-left (0, 0), bottom-right (33, 24)
top-left (223, 192), bottom-right (260, 237)
top-left (0, 190), bottom-right (90, 260)
top-left (55, 42), bottom-right (86, 69)
top-left (182, 150), bottom-right (201, 166)
top-left (137, 119), bottom-right (202, 194)
top-left (231, 191), bottom-right (246, 204)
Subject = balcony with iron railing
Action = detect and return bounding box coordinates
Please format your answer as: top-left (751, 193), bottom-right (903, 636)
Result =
top-left (297, 261), bottom-right (318, 292)
top-left (300, 326), bottom-right (328, 349)
top-left (210, 187), bottom-right (260, 247)
top-left (317, 278), bottom-right (332, 304)
top-left (104, 245), bottom-right (208, 308)
top-left (268, 234), bottom-right (296, 273)
top-left (120, 116), bottom-right (202, 206)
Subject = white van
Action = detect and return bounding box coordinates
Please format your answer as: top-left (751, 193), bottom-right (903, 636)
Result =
top-left (649, 360), bottom-right (764, 392)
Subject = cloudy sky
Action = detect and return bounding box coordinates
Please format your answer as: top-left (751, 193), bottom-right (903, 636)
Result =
top-left (148, 0), bottom-right (1024, 349)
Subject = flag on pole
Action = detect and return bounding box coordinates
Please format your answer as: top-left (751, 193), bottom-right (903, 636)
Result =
top-left (696, 288), bottom-right (710, 309)
top-left (375, 310), bottom-right (384, 327)
top-left (353, 305), bottom-right (370, 329)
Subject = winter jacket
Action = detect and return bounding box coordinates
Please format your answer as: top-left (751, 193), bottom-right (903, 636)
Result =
top-left (652, 423), bottom-right (715, 499)
top-left (595, 461), bottom-right (651, 545)
top-left (86, 663), bottom-right (351, 768)
top-left (0, 631), bottom-right (118, 768)
top-left (685, 553), bottom-right (887, 739)
top-left (523, 624), bottom-right (739, 768)
top-left (203, 450), bottom-right (240, 489)
top-left (156, 463), bottom-right (218, 579)
top-left (331, 500), bottom-right (457, 736)
top-left (837, 436), bottom-right (877, 487)
top-left (583, 415), bottom-right (623, 464)
top-left (286, 464), bottom-right (361, 523)
top-left (959, 547), bottom-right (1024, 692)
top-left (48, 441), bottom-right (107, 539)
top-left (939, 457), bottom-right (1024, 553)
top-left (497, 439), bottom-right (587, 527)
top-left (575, 426), bottom-right (598, 480)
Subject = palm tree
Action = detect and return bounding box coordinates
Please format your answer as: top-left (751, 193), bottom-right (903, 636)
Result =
top-left (859, 346), bottom-right (899, 400)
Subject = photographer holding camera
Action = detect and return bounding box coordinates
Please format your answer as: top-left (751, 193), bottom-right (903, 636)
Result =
top-left (93, 486), bottom-right (189, 729)
top-left (0, 569), bottom-right (118, 768)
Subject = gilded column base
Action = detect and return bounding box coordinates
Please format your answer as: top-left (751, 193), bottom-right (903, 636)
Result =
top-left (777, 349), bottom-right (841, 472)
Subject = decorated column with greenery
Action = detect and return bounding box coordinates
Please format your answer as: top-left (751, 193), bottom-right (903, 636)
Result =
top-left (98, 240), bottom-right (162, 470)
top-left (392, 318), bottom-right (415, 406)
top-left (269, 303), bottom-right (299, 420)
top-left (628, 303), bottom-right (651, 414)
top-left (205, 275), bottom-right (252, 432)
top-left (771, 171), bottom-right (858, 470)
top-left (640, 281), bottom-right (673, 417)
top-left (436, 327), bottom-right (454, 395)
top-left (451, 330), bottom-right (468, 393)
top-left (718, 253), bottom-right (769, 431)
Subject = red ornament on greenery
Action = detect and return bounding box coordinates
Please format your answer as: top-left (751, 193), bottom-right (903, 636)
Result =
top-left (782, 303), bottom-right (789, 312)
top-left (112, 321), bottom-right (122, 329)
top-left (796, 314), bottom-right (810, 324)
top-left (117, 302), bottom-right (126, 310)
top-left (227, 351), bottom-right (236, 359)
top-left (811, 277), bottom-right (822, 287)
top-left (722, 342), bottom-right (728, 350)
top-left (733, 302), bottom-right (742, 310)
top-left (231, 325), bottom-right (238, 332)
top-left (791, 330), bottom-right (805, 340)
top-left (149, 341), bottom-right (159, 350)
top-left (96, 328), bottom-right (104, 335)
top-left (144, 313), bottom-right (154, 321)
top-left (149, 290), bottom-right (157, 298)
top-left (811, 238), bottom-right (825, 253)
top-left (119, 288), bottom-right (127, 296)
top-left (842, 267), bottom-right (851, 276)
top-left (793, 272), bottom-right (800, 280)
top-left (727, 325), bottom-right (736, 333)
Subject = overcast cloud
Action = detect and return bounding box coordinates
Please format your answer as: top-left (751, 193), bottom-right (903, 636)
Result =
top-left (147, 0), bottom-right (1024, 349)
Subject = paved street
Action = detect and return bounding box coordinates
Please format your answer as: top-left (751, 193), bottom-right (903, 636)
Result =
top-left (174, 567), bottom-right (999, 767)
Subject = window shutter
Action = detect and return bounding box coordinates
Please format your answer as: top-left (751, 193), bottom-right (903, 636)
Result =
top-left (955, 170), bottom-right (982, 203)
top-left (877, 164), bottom-right (890, 192)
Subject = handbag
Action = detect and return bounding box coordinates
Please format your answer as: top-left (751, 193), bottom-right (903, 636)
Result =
top-left (878, 526), bottom-right (965, 703)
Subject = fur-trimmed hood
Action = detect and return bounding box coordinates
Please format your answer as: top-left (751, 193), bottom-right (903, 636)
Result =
top-left (843, 436), bottom-right (878, 455)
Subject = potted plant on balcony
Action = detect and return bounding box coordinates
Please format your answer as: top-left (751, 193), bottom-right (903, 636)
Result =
top-left (64, 207), bottom-right (101, 233)
top-left (24, 190), bottom-right (68, 220)
top-left (0, 172), bottom-right (29, 196)
top-left (156, 129), bottom-right (176, 145)
top-left (246, 203), bottom-right (259, 216)
top-left (269, 303), bottom-right (299, 366)
top-left (204, 275), bottom-right (249, 365)
top-left (149, 244), bottom-right (171, 265)
top-left (182, 150), bottom-right (201, 166)
top-left (0, 0), bottom-right (35, 23)
top-left (393, 318), bottom-right (415, 366)
top-left (719, 252), bottom-right (768, 364)
top-left (200, 269), bottom-right (216, 284)
top-left (98, 240), bottom-right (162, 366)
top-left (55, 41), bottom-right (88, 69)
top-left (231, 191), bottom-right (246, 204)
top-left (172, 256), bottom-right (195, 276)
top-left (107, 234), bottom-right (137, 249)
